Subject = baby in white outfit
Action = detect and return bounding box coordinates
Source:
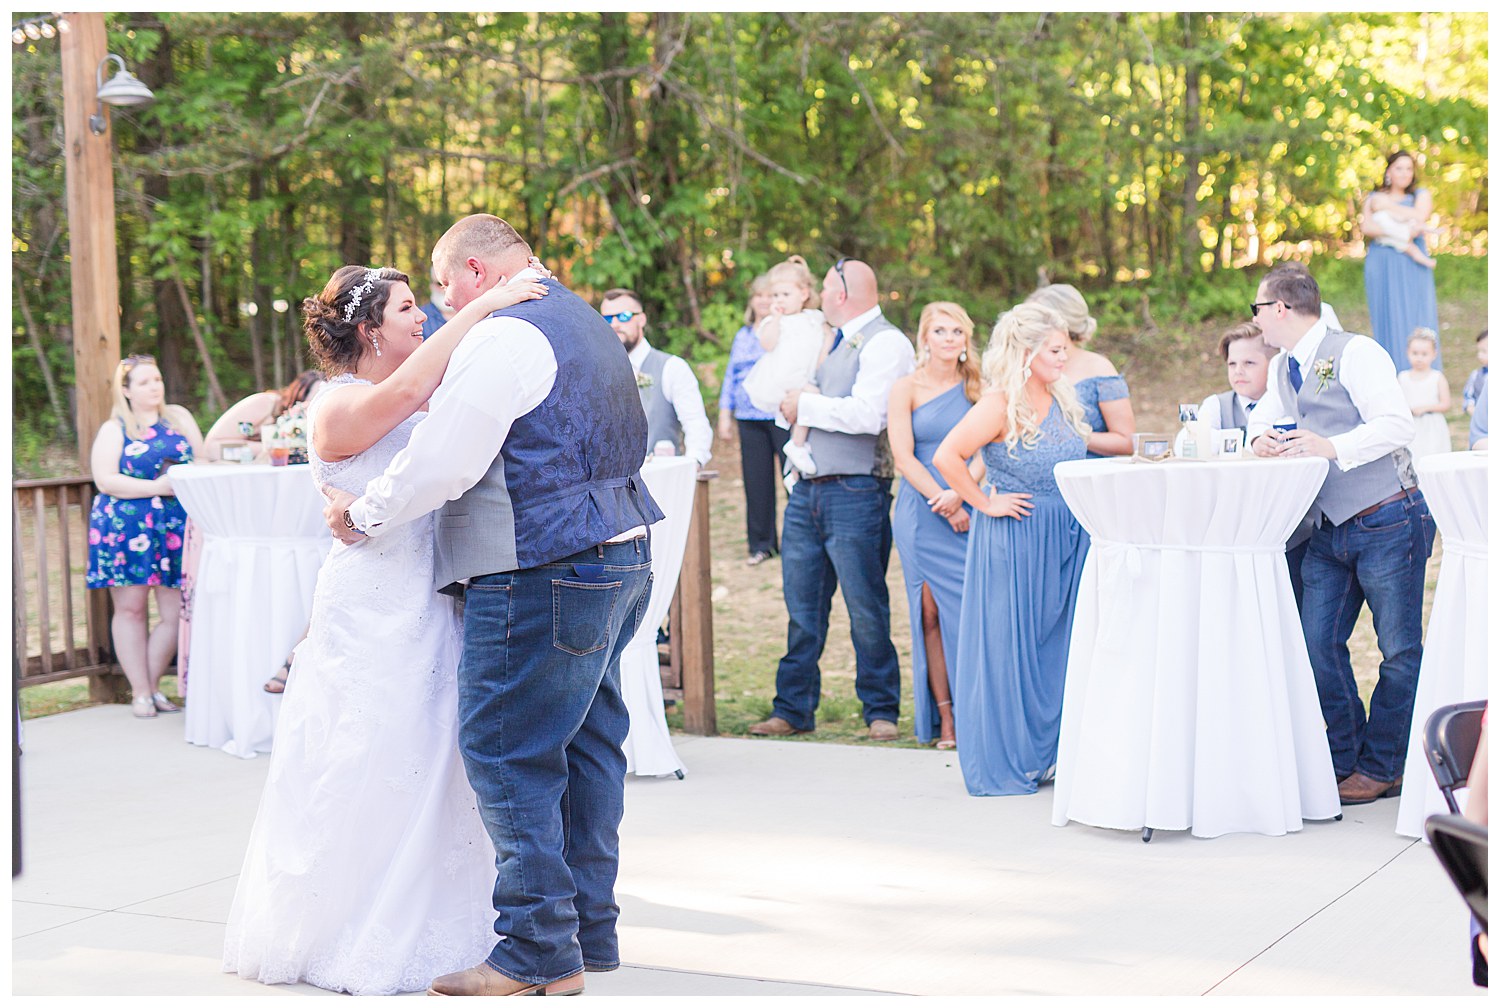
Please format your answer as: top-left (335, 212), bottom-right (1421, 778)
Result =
top-left (741, 255), bottom-right (831, 476)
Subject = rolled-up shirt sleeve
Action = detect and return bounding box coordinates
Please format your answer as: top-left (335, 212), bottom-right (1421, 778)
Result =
top-left (346, 317), bottom-right (557, 536)
top-left (663, 355), bottom-right (713, 465)
top-left (796, 329), bottom-right (915, 435)
top-left (1329, 337), bottom-right (1417, 471)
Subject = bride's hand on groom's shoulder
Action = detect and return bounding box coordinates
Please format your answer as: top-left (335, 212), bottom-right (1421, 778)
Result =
top-left (479, 276), bottom-right (549, 315)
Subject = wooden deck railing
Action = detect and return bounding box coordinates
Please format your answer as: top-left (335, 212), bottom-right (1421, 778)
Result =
top-left (658, 469), bottom-right (718, 736)
top-left (13, 477), bottom-right (120, 696)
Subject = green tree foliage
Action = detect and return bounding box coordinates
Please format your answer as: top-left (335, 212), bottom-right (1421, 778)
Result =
top-left (10, 12), bottom-right (1488, 467)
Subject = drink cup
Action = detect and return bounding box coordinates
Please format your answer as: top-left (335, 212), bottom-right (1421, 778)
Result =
top-left (269, 440), bottom-right (290, 467)
top-left (1273, 416), bottom-right (1297, 434)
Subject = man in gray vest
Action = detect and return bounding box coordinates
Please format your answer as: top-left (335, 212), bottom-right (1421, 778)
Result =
top-left (748, 258), bottom-right (915, 742)
top-left (1249, 264), bottom-right (1431, 807)
top-left (323, 214), bottom-right (662, 995)
top-left (600, 288), bottom-right (713, 465)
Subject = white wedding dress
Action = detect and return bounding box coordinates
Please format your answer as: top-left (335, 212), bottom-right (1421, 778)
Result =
top-left (223, 375), bottom-right (495, 995)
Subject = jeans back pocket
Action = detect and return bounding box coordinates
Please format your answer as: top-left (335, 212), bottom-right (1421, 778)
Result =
top-left (552, 578), bottom-right (622, 655)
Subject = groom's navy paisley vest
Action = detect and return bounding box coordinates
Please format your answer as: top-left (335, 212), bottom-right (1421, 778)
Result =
top-left (432, 278), bottom-right (663, 592)
top-left (1273, 328), bottom-right (1417, 543)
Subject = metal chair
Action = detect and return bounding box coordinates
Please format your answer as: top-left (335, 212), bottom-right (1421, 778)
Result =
top-left (1422, 700), bottom-right (1488, 814)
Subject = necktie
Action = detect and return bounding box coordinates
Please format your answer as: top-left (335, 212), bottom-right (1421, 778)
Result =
top-left (1288, 357), bottom-right (1303, 394)
top-left (1245, 399), bottom-right (1256, 412)
top-left (830, 328), bottom-right (844, 353)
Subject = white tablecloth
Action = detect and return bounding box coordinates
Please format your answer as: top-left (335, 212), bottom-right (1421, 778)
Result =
top-left (1051, 457), bottom-right (1341, 838)
top-left (172, 464), bottom-right (328, 759)
top-left (1397, 451), bottom-right (1489, 837)
top-left (621, 457), bottom-right (698, 777)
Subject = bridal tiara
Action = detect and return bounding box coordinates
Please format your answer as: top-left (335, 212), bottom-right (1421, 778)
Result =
top-left (342, 268), bottom-right (382, 324)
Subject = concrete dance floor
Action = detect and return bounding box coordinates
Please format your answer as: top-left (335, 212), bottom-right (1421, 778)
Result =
top-left (11, 705), bottom-right (1480, 997)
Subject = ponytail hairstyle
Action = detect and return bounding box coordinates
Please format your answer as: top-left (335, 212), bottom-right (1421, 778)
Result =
top-left (980, 303), bottom-right (1091, 454)
top-left (302, 265), bottom-right (410, 375)
top-left (916, 302), bottom-right (983, 404)
top-left (765, 254), bottom-right (820, 310)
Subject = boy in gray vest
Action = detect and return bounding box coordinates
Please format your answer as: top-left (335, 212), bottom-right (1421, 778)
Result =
top-left (1197, 320), bottom-right (1273, 434)
top-left (1249, 265), bottom-right (1432, 807)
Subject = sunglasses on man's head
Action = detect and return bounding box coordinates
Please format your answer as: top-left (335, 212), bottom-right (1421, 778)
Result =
top-left (602, 311), bottom-right (636, 324)
top-left (833, 257), bottom-right (849, 297)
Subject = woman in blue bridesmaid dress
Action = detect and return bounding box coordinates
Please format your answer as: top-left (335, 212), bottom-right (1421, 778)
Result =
top-left (1360, 150), bottom-right (1441, 371)
top-left (934, 303), bottom-right (1097, 796)
top-left (888, 303), bottom-right (982, 749)
top-left (1027, 284), bottom-right (1134, 458)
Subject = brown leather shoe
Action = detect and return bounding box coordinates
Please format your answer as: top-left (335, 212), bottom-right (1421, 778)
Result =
top-left (1337, 771), bottom-right (1403, 805)
top-left (427, 961), bottom-right (583, 997)
top-left (867, 719), bottom-right (899, 742)
top-left (748, 716), bottom-right (811, 736)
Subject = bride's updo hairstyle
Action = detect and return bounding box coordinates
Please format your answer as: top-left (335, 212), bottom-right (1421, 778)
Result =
top-left (303, 265), bottom-right (410, 375)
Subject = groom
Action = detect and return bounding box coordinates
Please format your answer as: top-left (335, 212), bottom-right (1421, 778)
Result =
top-left (322, 214), bottom-right (662, 995)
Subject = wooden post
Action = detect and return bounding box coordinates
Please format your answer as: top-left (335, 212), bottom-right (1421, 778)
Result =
top-left (677, 470), bottom-right (717, 736)
top-left (61, 12), bottom-right (121, 470)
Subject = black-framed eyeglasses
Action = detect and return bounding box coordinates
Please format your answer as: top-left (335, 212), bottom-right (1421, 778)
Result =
top-left (602, 311), bottom-right (636, 324)
top-left (1250, 300), bottom-right (1279, 319)
top-left (833, 257), bottom-right (849, 298)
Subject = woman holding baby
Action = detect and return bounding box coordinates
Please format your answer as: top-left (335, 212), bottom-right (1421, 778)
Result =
top-left (1360, 149), bottom-right (1441, 371)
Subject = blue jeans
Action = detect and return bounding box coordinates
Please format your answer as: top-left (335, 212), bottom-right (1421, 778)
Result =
top-left (457, 537), bottom-right (653, 984)
top-left (773, 475), bottom-right (900, 730)
top-left (1299, 493), bottom-right (1434, 782)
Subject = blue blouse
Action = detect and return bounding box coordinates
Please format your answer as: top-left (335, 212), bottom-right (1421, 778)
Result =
top-left (719, 324), bottom-right (776, 421)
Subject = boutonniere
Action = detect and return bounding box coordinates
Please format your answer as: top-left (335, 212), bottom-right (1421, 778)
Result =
top-left (635, 371), bottom-right (654, 390)
top-left (847, 333), bottom-right (864, 350)
top-left (1311, 356), bottom-right (1336, 393)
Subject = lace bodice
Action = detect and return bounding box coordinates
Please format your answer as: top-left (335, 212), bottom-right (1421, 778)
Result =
top-left (307, 373), bottom-right (426, 498)
top-left (981, 400), bottom-right (1087, 497)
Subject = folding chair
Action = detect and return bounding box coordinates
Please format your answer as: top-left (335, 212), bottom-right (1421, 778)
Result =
top-left (1423, 700), bottom-right (1488, 814)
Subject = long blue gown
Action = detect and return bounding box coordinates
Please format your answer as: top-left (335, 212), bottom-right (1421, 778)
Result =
top-left (1364, 189), bottom-right (1440, 371)
top-left (891, 383), bottom-right (972, 744)
top-left (1074, 374), bottom-right (1129, 459)
top-left (954, 401), bottom-right (1089, 796)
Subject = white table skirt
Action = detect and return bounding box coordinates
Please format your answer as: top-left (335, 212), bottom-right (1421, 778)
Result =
top-left (621, 457), bottom-right (698, 777)
top-left (1397, 451), bottom-right (1489, 837)
top-left (171, 463), bottom-right (328, 759)
top-left (1051, 457), bottom-right (1341, 838)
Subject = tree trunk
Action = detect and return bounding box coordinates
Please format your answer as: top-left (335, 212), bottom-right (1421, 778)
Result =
top-left (246, 168), bottom-right (268, 390)
top-left (15, 279), bottom-right (72, 439)
top-left (1179, 14), bottom-right (1203, 277)
top-left (170, 272), bottom-right (227, 414)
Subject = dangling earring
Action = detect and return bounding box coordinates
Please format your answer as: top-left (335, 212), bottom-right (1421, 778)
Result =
top-left (959, 350), bottom-right (968, 363)
top-left (371, 333), bottom-right (382, 358)
top-left (1021, 365), bottom-right (1032, 381)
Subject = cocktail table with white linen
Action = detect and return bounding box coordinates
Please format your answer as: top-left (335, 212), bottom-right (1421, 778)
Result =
top-left (1396, 450), bottom-right (1488, 837)
top-left (171, 463), bottom-right (329, 758)
top-left (1051, 456), bottom-right (1341, 838)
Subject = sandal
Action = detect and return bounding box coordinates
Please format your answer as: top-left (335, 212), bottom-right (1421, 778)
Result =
top-left (264, 658), bottom-right (292, 694)
top-left (131, 695), bottom-right (158, 719)
top-left (151, 691), bottom-right (180, 713)
top-left (935, 700), bottom-right (956, 749)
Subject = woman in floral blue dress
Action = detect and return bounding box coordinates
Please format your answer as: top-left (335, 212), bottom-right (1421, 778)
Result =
top-left (87, 354), bottom-right (203, 719)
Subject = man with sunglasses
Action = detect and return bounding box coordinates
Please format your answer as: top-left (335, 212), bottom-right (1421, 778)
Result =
top-left (1248, 263), bottom-right (1431, 808)
top-left (748, 258), bottom-right (915, 743)
top-left (600, 288), bottom-right (713, 466)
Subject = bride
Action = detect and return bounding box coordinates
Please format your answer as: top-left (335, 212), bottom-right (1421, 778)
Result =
top-left (223, 263), bottom-right (547, 994)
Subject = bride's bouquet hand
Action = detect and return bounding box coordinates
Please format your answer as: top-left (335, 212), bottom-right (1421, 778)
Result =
top-left (477, 275), bottom-right (549, 315)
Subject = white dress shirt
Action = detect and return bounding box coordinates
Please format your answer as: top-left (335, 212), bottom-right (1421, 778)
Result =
top-left (1196, 391), bottom-right (1259, 431)
top-left (797, 306), bottom-right (916, 435)
top-left (1248, 320), bottom-right (1416, 471)
top-left (346, 272), bottom-right (558, 537)
top-left (628, 338), bottom-right (713, 466)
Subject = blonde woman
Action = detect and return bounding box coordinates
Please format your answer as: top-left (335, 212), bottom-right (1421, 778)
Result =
top-left (888, 302), bottom-right (983, 749)
top-left (1026, 283), bottom-right (1133, 456)
top-left (933, 304), bottom-right (1092, 796)
top-left (86, 354), bottom-right (205, 718)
